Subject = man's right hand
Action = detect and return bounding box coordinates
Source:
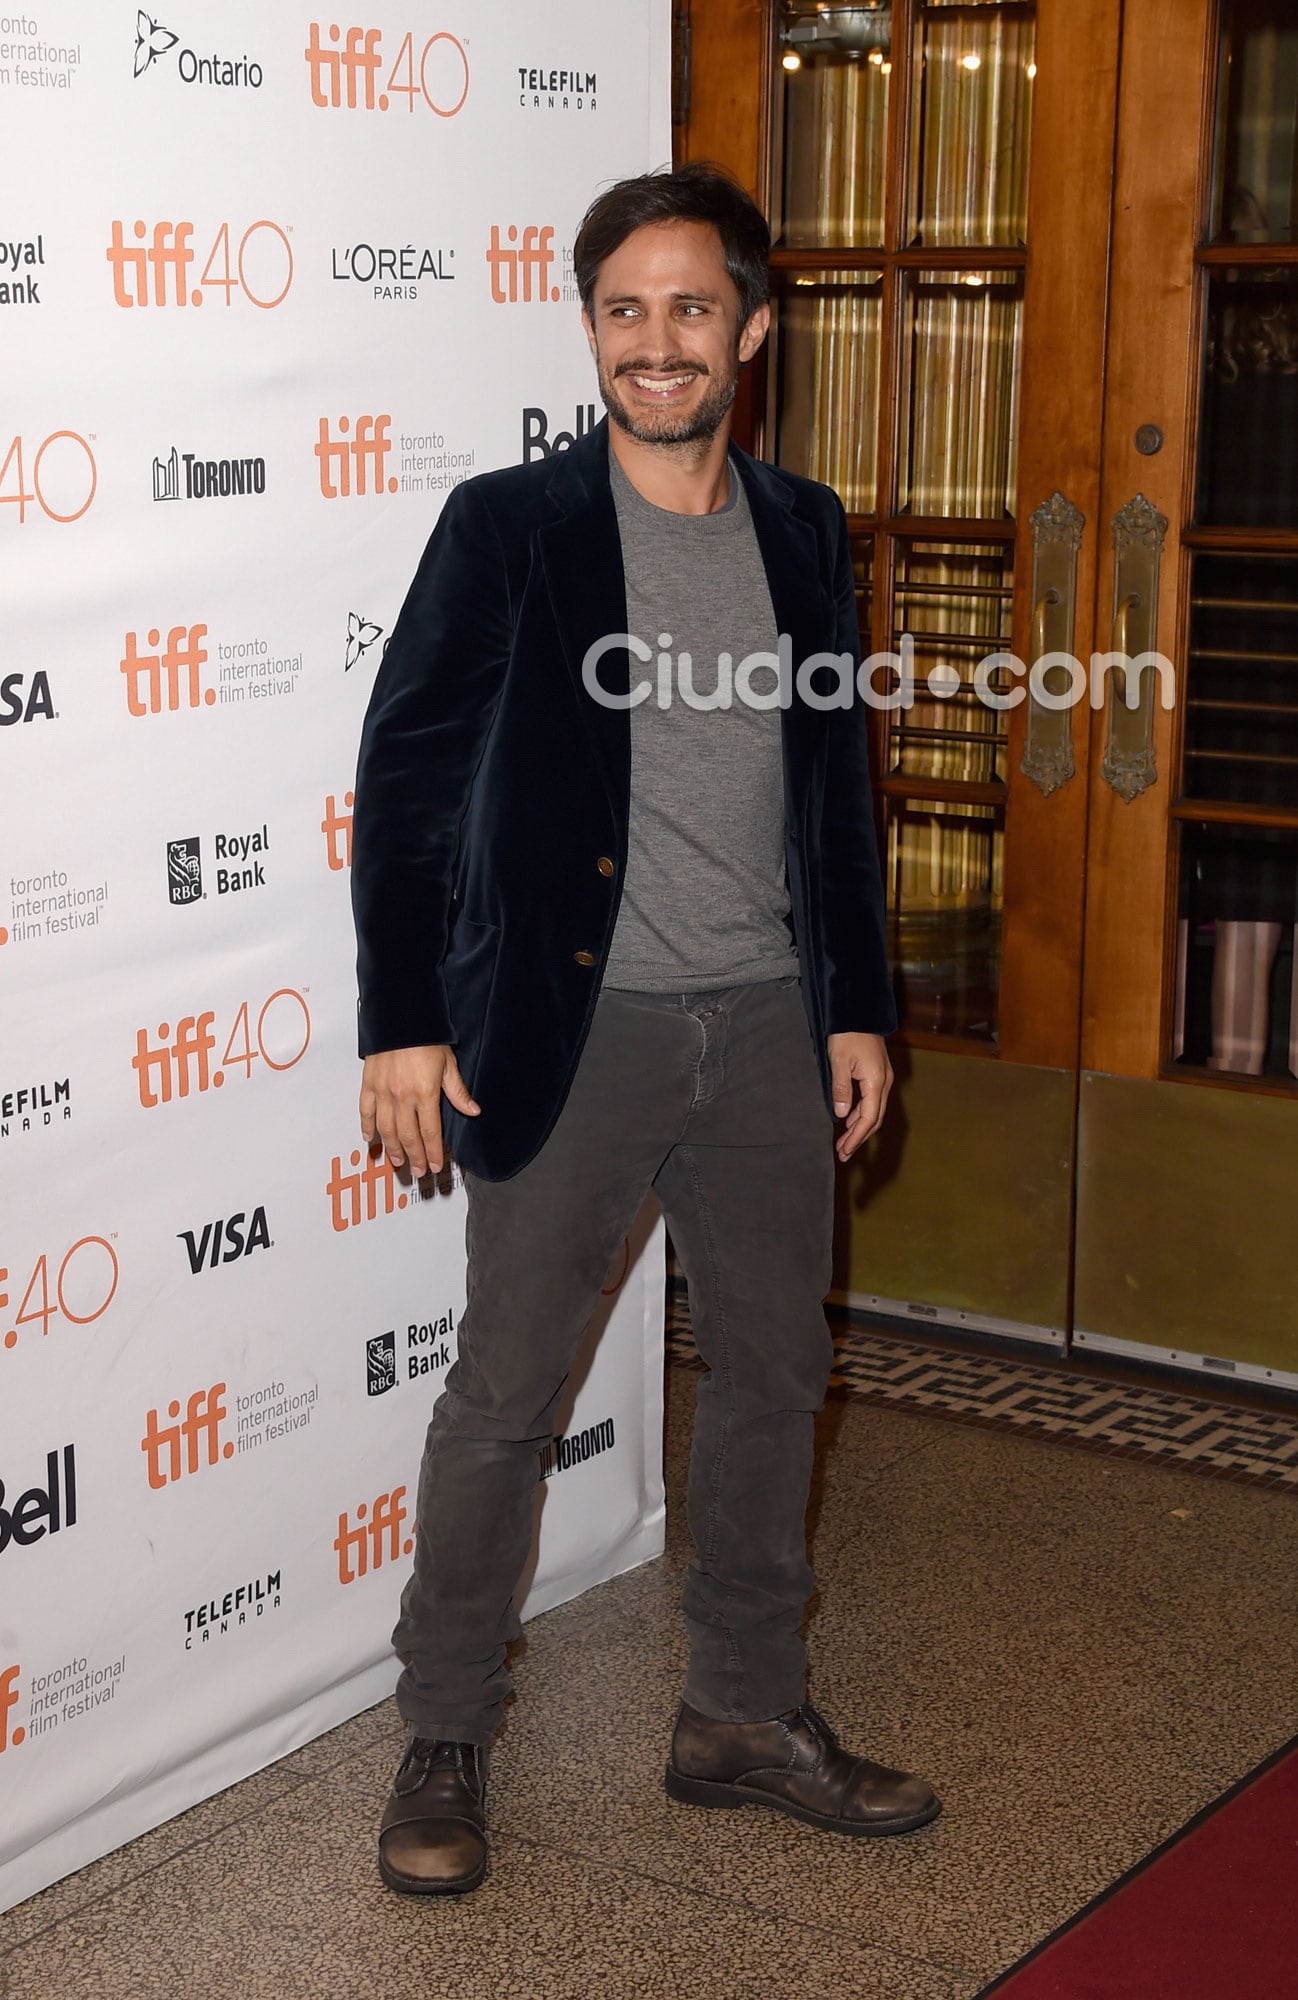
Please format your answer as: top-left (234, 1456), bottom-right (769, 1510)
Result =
top-left (359, 1045), bottom-right (480, 1178)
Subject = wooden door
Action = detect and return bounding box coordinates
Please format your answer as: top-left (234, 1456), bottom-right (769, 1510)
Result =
top-left (677, 0), bottom-right (1298, 1386)
top-left (1072, 0), bottom-right (1298, 1388)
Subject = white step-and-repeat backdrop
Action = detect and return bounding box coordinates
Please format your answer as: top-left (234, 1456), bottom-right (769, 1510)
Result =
top-left (0, 1), bottom-right (670, 1911)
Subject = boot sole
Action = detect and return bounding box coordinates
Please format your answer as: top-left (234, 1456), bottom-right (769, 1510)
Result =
top-left (664, 1764), bottom-right (942, 1837)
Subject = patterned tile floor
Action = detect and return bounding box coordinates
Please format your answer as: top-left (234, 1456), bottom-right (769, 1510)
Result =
top-left (665, 1290), bottom-right (1298, 1494)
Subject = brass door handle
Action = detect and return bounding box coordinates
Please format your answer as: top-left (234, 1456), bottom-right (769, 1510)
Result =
top-left (1021, 495), bottom-right (1083, 798)
top-left (1101, 499), bottom-right (1167, 802)
top-left (1109, 592), bottom-right (1140, 702)
top-left (1032, 587), bottom-right (1060, 664)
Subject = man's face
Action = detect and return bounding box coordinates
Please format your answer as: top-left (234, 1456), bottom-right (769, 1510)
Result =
top-left (582, 219), bottom-right (769, 448)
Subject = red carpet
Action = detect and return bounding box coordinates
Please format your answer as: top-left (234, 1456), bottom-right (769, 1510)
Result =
top-left (978, 1736), bottom-right (1298, 1998)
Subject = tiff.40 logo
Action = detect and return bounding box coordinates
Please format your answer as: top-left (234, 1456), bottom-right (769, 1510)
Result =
top-left (141, 1383), bottom-right (231, 1488)
top-left (305, 24), bottom-right (468, 115)
top-left (106, 220), bottom-right (293, 309)
top-left (335, 1484), bottom-right (410, 1584)
top-left (1, 1234), bottom-right (119, 1354)
top-left (132, 989), bottom-right (311, 1108)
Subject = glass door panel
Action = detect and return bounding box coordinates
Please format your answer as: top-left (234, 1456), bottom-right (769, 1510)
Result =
top-left (908, 0), bottom-right (1036, 246)
top-left (1210, 0), bottom-right (1298, 242)
top-left (897, 270), bottom-right (1023, 516)
top-left (772, 272), bottom-right (883, 510)
top-left (777, 32), bottom-right (891, 248)
top-left (885, 540), bottom-right (1013, 781)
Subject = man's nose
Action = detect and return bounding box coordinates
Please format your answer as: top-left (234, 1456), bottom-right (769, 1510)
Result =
top-left (635, 309), bottom-right (685, 360)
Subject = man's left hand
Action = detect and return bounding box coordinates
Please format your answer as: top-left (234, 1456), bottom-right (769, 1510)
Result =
top-left (827, 1032), bottom-right (893, 1162)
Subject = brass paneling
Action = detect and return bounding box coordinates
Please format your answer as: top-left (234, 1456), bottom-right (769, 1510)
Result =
top-left (835, 1049), bottom-right (1074, 1331)
top-left (1075, 1071), bottom-right (1298, 1369)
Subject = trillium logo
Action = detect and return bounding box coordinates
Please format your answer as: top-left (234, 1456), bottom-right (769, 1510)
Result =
top-left (345, 612), bottom-right (384, 672)
top-left (134, 12), bottom-right (177, 76)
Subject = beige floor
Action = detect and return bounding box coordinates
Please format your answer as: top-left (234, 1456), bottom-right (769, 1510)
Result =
top-left (3, 1359), bottom-right (1296, 2000)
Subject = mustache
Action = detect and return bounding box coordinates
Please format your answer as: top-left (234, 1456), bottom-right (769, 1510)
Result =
top-left (612, 358), bottom-right (710, 380)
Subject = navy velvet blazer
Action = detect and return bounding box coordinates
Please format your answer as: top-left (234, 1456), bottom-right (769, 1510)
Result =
top-left (351, 419), bottom-right (895, 1181)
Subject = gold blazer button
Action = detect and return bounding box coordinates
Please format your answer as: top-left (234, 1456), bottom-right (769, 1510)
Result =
top-left (596, 856), bottom-right (615, 877)
top-left (573, 949), bottom-right (595, 967)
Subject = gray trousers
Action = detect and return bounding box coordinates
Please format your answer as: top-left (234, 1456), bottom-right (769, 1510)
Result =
top-left (392, 976), bottom-right (835, 1742)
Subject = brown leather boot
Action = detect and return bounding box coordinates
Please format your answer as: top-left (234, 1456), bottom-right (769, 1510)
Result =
top-left (665, 1702), bottom-right (941, 1836)
top-left (378, 1737), bottom-right (488, 1895)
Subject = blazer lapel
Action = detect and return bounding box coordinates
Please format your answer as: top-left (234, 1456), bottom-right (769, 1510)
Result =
top-left (734, 450), bottom-right (836, 811)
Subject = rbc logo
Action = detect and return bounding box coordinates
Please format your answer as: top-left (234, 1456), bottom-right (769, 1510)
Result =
top-left (367, 1331), bottom-right (396, 1396)
top-left (168, 837), bottom-right (202, 904)
top-left (523, 404), bottom-right (597, 463)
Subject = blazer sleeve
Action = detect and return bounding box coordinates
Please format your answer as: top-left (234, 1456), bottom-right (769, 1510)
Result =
top-left (817, 496), bottom-right (898, 1037)
top-left (352, 479), bottom-right (513, 1055)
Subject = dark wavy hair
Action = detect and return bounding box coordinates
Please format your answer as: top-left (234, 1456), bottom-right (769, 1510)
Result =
top-left (573, 162), bottom-right (770, 328)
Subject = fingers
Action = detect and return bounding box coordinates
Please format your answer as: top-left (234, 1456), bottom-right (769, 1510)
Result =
top-left (359, 1046), bottom-right (458, 1178)
top-left (829, 1038), bottom-right (894, 1162)
top-left (440, 1052), bottom-right (480, 1117)
top-left (393, 1095), bottom-right (438, 1179)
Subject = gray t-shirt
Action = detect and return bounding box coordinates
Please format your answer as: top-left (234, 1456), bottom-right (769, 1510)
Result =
top-left (602, 452), bottom-right (795, 992)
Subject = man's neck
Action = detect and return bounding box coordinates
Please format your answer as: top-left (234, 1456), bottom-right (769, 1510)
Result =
top-left (607, 421), bottom-right (735, 516)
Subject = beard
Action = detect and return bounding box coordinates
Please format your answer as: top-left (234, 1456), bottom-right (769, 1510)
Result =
top-left (596, 349), bottom-right (740, 447)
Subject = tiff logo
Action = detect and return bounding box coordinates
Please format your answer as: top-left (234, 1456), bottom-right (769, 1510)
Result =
top-left (106, 220), bottom-right (192, 306)
top-left (322, 792), bottom-right (353, 871)
top-left (141, 1384), bottom-right (232, 1489)
top-left (304, 23), bottom-right (382, 106)
top-left (133, 1016), bottom-right (216, 1106)
top-left (121, 625), bottom-right (213, 715)
top-left (315, 416), bottom-right (396, 498)
top-left (335, 1485), bottom-right (410, 1583)
top-left (328, 1147), bottom-right (408, 1231)
top-left (487, 226), bottom-right (558, 304)
top-left (0, 1664), bottom-right (22, 1751)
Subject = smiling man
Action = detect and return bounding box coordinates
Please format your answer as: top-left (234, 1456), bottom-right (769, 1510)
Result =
top-left (351, 163), bottom-right (940, 1899)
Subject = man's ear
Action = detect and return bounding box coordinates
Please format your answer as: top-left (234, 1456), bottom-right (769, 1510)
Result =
top-left (738, 301), bottom-right (771, 365)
